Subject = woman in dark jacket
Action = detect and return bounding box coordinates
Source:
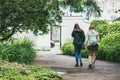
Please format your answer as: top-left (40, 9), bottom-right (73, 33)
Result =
top-left (71, 23), bottom-right (85, 67)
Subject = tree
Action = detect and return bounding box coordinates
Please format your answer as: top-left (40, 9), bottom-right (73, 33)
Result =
top-left (84, 0), bottom-right (102, 20)
top-left (0, 0), bottom-right (62, 40)
top-left (60, 0), bottom-right (102, 19)
top-left (0, 0), bottom-right (101, 40)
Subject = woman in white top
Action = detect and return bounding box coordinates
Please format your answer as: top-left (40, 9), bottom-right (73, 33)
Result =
top-left (86, 26), bottom-right (99, 69)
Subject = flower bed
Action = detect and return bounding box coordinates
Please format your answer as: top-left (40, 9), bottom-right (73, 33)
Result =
top-left (0, 60), bottom-right (62, 80)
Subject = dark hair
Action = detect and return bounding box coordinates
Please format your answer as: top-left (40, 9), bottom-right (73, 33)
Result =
top-left (74, 23), bottom-right (79, 29)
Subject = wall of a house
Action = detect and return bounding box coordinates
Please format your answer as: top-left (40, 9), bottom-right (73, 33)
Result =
top-left (60, 16), bottom-right (89, 46)
top-left (13, 30), bottom-right (50, 50)
top-left (13, 16), bottom-right (90, 50)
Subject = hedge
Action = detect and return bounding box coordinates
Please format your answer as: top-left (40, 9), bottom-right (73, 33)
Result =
top-left (0, 38), bottom-right (36, 64)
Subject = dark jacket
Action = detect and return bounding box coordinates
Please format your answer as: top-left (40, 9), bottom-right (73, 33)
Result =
top-left (71, 30), bottom-right (85, 45)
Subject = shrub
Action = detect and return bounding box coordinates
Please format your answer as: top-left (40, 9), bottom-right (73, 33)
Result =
top-left (96, 45), bottom-right (108, 60)
top-left (96, 24), bottom-right (108, 39)
top-left (97, 33), bottom-right (120, 62)
top-left (61, 40), bottom-right (74, 56)
top-left (107, 22), bottom-right (120, 34)
top-left (96, 22), bottom-right (120, 39)
top-left (81, 49), bottom-right (88, 58)
top-left (0, 60), bottom-right (62, 80)
top-left (90, 20), bottom-right (108, 29)
top-left (0, 38), bottom-right (36, 64)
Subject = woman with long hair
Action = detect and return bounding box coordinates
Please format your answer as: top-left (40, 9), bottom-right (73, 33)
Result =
top-left (71, 23), bottom-right (85, 67)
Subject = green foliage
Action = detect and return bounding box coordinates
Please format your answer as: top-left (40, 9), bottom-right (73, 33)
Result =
top-left (97, 33), bottom-right (120, 62)
top-left (0, 61), bottom-right (62, 80)
top-left (0, 38), bottom-right (36, 64)
top-left (0, 0), bottom-right (62, 40)
top-left (107, 22), bottom-right (120, 34)
top-left (90, 20), bottom-right (120, 39)
top-left (81, 49), bottom-right (88, 58)
top-left (96, 45), bottom-right (108, 60)
top-left (98, 22), bottom-right (120, 39)
top-left (61, 40), bottom-right (74, 56)
top-left (90, 20), bottom-right (108, 39)
top-left (90, 20), bottom-right (108, 29)
top-left (96, 24), bottom-right (108, 39)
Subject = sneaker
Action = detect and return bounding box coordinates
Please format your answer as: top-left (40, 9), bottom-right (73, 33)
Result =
top-left (80, 62), bottom-right (83, 67)
top-left (89, 64), bottom-right (92, 69)
top-left (92, 63), bottom-right (95, 68)
top-left (74, 64), bottom-right (79, 67)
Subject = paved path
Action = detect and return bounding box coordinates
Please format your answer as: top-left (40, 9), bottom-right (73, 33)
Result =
top-left (30, 47), bottom-right (120, 80)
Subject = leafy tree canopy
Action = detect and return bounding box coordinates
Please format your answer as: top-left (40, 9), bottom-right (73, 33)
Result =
top-left (0, 0), bottom-right (101, 40)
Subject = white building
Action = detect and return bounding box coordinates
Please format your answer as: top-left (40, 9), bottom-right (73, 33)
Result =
top-left (90, 0), bottom-right (120, 22)
top-left (62, 0), bottom-right (120, 23)
top-left (13, 16), bottom-right (90, 50)
top-left (13, 30), bottom-right (50, 50)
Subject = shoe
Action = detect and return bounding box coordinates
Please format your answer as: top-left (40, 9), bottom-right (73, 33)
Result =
top-left (74, 64), bottom-right (79, 67)
top-left (80, 62), bottom-right (83, 67)
top-left (89, 64), bottom-right (92, 69)
top-left (92, 63), bottom-right (95, 68)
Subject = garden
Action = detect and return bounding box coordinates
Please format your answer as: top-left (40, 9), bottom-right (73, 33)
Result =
top-left (0, 0), bottom-right (119, 79)
top-left (61, 20), bottom-right (120, 63)
top-left (0, 38), bottom-right (62, 80)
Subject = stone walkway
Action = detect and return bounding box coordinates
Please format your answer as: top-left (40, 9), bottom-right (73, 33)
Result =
top-left (30, 47), bottom-right (120, 80)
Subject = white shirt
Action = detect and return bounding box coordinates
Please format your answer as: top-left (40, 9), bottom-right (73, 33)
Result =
top-left (86, 30), bottom-right (99, 45)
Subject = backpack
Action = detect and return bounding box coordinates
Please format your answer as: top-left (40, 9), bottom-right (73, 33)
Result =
top-left (88, 31), bottom-right (98, 46)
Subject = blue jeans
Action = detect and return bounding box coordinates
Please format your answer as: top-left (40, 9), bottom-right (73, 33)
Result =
top-left (74, 44), bottom-right (82, 65)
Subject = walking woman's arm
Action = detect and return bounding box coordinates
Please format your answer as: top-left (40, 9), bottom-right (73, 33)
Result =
top-left (71, 30), bottom-right (75, 37)
top-left (82, 31), bottom-right (85, 42)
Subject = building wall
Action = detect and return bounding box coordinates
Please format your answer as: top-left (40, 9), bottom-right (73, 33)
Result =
top-left (13, 30), bottom-right (50, 50)
top-left (96, 0), bottom-right (120, 21)
top-left (13, 16), bottom-right (90, 49)
top-left (60, 16), bottom-right (89, 45)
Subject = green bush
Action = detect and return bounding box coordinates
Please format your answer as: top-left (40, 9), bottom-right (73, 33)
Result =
top-left (96, 24), bottom-right (108, 39)
top-left (0, 38), bottom-right (36, 64)
top-left (0, 60), bottom-right (62, 80)
top-left (107, 22), bottom-right (120, 34)
top-left (61, 40), bottom-right (74, 56)
top-left (90, 20), bottom-right (108, 29)
top-left (97, 33), bottom-right (120, 62)
top-left (96, 45), bottom-right (108, 60)
top-left (81, 49), bottom-right (88, 58)
top-left (97, 22), bottom-right (120, 39)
